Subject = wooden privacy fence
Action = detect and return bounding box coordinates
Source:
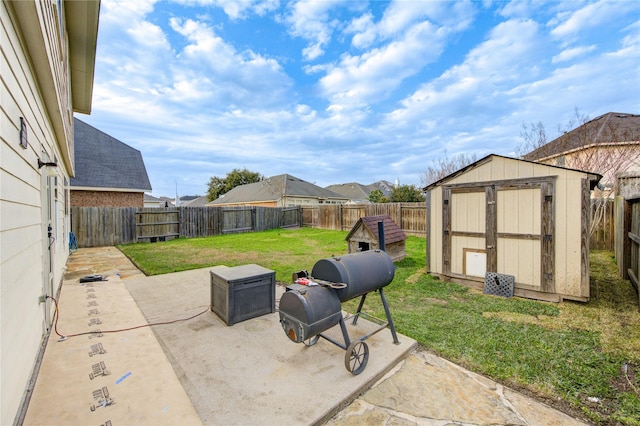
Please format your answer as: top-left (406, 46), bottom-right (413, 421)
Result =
top-left (301, 203), bottom-right (426, 237)
top-left (71, 206), bottom-right (302, 247)
top-left (614, 197), bottom-right (640, 310)
top-left (590, 199), bottom-right (615, 250)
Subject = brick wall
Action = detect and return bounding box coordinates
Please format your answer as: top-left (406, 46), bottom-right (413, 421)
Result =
top-left (71, 190), bottom-right (144, 207)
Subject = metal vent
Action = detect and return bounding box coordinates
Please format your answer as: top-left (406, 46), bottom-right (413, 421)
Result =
top-left (484, 272), bottom-right (515, 298)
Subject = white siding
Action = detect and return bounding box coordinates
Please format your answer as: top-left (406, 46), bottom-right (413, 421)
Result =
top-left (1, 2), bottom-right (74, 424)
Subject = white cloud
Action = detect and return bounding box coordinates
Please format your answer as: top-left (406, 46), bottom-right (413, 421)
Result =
top-left (283, 1), bottom-right (345, 60)
top-left (550, 1), bottom-right (638, 41)
top-left (100, 0), bottom-right (158, 24)
top-left (552, 45), bottom-right (596, 63)
top-left (168, 18), bottom-right (292, 107)
top-left (127, 21), bottom-right (170, 49)
top-left (321, 14), bottom-right (472, 117)
top-left (175, 0), bottom-right (280, 19)
top-left (386, 19), bottom-right (542, 122)
top-left (347, 0), bottom-right (475, 49)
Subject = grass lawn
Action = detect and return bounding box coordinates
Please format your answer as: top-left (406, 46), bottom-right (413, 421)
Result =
top-left (118, 227), bottom-right (640, 425)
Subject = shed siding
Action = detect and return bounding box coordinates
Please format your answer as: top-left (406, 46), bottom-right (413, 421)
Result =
top-left (427, 155), bottom-right (591, 302)
top-left (1, 2), bottom-right (74, 424)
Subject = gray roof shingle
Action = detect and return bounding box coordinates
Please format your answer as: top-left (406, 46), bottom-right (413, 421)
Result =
top-left (71, 118), bottom-right (152, 191)
top-left (523, 112), bottom-right (640, 161)
top-left (209, 174), bottom-right (347, 204)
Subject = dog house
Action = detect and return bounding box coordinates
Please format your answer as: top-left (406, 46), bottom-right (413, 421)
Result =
top-left (346, 215), bottom-right (406, 262)
top-left (424, 154), bottom-right (601, 302)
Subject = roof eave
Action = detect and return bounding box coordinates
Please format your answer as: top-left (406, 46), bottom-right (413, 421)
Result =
top-left (66, 0), bottom-right (100, 114)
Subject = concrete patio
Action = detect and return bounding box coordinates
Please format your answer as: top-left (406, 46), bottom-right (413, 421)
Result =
top-left (22, 247), bottom-right (590, 425)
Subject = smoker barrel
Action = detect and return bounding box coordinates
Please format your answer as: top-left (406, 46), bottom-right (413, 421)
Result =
top-left (279, 285), bottom-right (342, 343)
top-left (311, 250), bottom-right (395, 302)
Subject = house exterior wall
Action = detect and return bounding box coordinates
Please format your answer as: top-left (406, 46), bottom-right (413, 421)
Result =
top-left (71, 190), bottom-right (144, 207)
top-left (427, 156), bottom-right (589, 302)
top-left (537, 143), bottom-right (640, 191)
top-left (1, 2), bottom-right (84, 423)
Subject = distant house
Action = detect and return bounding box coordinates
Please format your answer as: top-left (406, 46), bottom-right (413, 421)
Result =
top-left (182, 196), bottom-right (209, 207)
top-left (0, 2), bottom-right (99, 424)
top-left (71, 119), bottom-right (152, 207)
top-left (144, 193), bottom-right (166, 208)
top-left (523, 112), bottom-right (640, 195)
top-left (326, 180), bottom-right (393, 204)
top-left (346, 215), bottom-right (406, 261)
top-left (208, 174), bottom-right (349, 207)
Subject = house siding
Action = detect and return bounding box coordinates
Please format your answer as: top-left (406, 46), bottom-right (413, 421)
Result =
top-left (1, 2), bottom-right (78, 424)
top-left (71, 190), bottom-right (144, 207)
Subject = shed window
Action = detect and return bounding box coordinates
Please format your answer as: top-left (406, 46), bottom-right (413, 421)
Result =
top-left (358, 242), bottom-right (370, 252)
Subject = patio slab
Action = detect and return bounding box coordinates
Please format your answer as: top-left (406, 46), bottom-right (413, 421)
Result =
top-left (124, 268), bottom-right (417, 426)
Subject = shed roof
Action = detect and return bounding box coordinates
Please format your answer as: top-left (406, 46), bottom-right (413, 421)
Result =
top-left (523, 112), bottom-right (640, 161)
top-left (71, 118), bottom-right (152, 192)
top-left (346, 214), bottom-right (406, 245)
top-left (209, 174), bottom-right (348, 204)
top-left (423, 154), bottom-right (602, 191)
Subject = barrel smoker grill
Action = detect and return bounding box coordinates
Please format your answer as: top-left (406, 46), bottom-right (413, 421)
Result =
top-left (278, 249), bottom-right (399, 375)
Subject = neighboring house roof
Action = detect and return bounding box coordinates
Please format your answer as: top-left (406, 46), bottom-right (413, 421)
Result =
top-left (326, 180), bottom-right (394, 203)
top-left (209, 174), bottom-right (348, 205)
top-left (326, 183), bottom-right (371, 203)
top-left (523, 112), bottom-right (640, 161)
top-left (182, 196), bottom-right (209, 207)
top-left (71, 119), bottom-right (152, 192)
top-left (144, 193), bottom-right (163, 203)
top-left (423, 154), bottom-right (602, 191)
top-left (346, 214), bottom-right (406, 245)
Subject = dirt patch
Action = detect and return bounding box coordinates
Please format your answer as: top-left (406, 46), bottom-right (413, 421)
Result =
top-left (611, 362), bottom-right (640, 395)
top-left (406, 271), bottom-right (425, 284)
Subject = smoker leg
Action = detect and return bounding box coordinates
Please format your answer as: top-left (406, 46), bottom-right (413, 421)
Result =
top-left (338, 316), bottom-right (351, 348)
top-left (353, 294), bottom-right (367, 325)
top-left (379, 288), bottom-right (400, 344)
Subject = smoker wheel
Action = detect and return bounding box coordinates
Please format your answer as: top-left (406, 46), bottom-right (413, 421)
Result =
top-left (303, 336), bottom-right (319, 346)
top-left (345, 341), bottom-right (369, 375)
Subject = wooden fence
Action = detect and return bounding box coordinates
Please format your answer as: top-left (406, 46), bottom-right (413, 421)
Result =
top-left (72, 200), bottom-right (616, 250)
top-left (301, 203), bottom-right (426, 237)
top-left (71, 206), bottom-right (302, 247)
top-left (589, 200), bottom-right (615, 250)
top-left (614, 197), bottom-right (640, 310)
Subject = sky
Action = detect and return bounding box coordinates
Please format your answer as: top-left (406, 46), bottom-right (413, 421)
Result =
top-left (77, 0), bottom-right (640, 198)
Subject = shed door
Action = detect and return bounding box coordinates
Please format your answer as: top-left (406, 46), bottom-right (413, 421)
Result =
top-left (495, 187), bottom-right (542, 290)
top-left (444, 177), bottom-right (556, 293)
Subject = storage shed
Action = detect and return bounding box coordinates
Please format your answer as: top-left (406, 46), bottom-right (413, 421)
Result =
top-left (424, 154), bottom-right (601, 302)
top-left (346, 215), bottom-right (406, 262)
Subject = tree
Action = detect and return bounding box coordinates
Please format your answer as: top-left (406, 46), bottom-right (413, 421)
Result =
top-left (390, 184), bottom-right (425, 202)
top-left (515, 121), bottom-right (547, 157)
top-left (206, 168), bottom-right (263, 201)
top-left (368, 189), bottom-right (389, 203)
top-left (421, 151), bottom-right (478, 187)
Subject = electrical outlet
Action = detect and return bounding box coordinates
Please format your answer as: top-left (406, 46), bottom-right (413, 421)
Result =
top-left (38, 295), bottom-right (47, 304)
